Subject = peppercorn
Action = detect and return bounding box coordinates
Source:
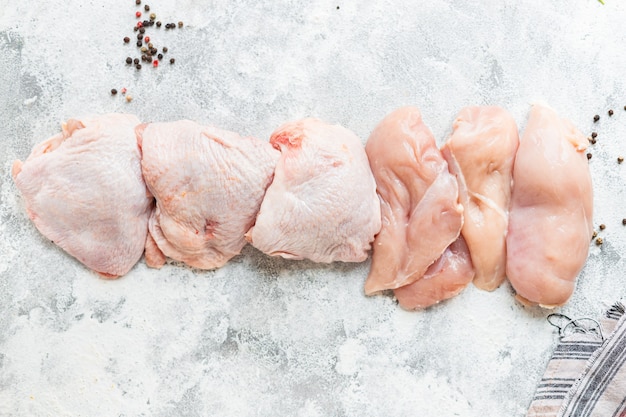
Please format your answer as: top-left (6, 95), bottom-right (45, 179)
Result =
top-left (136, 64), bottom-right (142, 70)
top-left (594, 115), bottom-right (600, 122)
top-left (156, 21), bottom-right (162, 27)
top-left (337, 6), bottom-right (340, 9)
top-left (153, 60), bottom-right (159, 67)
top-left (121, 88), bottom-right (127, 94)
top-left (143, 20), bottom-right (149, 26)
top-left (134, 58), bottom-right (140, 64)
top-left (111, 88), bottom-right (118, 95)
top-left (587, 153), bottom-right (592, 160)
top-left (599, 224), bottom-right (606, 230)
top-left (178, 21), bottom-right (183, 28)
top-left (592, 230), bottom-right (598, 239)
top-left (126, 57), bottom-right (132, 64)
top-left (144, 36), bottom-right (150, 43)
top-left (126, 95), bottom-right (133, 102)
top-left (595, 237), bottom-right (603, 246)
top-left (590, 138), bottom-right (597, 145)
top-left (619, 157), bottom-right (624, 164)
top-left (623, 219), bottom-right (626, 225)
top-left (137, 33), bottom-right (143, 40)
top-left (144, 4), bottom-right (150, 11)
top-left (141, 55), bottom-right (147, 62)
top-left (140, 27), bottom-right (146, 34)
top-left (137, 21), bottom-right (143, 28)
top-left (136, 11), bottom-right (142, 18)
top-left (150, 13), bottom-right (156, 20)
top-left (136, 40), bottom-right (142, 47)
top-left (170, 58), bottom-right (175, 64)
top-left (147, 55), bottom-right (153, 63)
top-left (162, 47), bottom-right (168, 53)
top-left (135, 0), bottom-right (140, 4)
top-left (150, 48), bottom-right (158, 56)
top-left (124, 36), bottom-right (130, 43)
top-left (591, 132), bottom-right (598, 138)
top-left (609, 109), bottom-right (614, 116)
top-left (165, 23), bottom-right (171, 29)
top-left (624, 105), bottom-right (626, 111)
top-left (141, 46), bottom-right (148, 53)
top-left (158, 53), bottom-right (163, 60)
top-left (134, 26), bottom-right (139, 32)
top-left (147, 42), bottom-right (153, 49)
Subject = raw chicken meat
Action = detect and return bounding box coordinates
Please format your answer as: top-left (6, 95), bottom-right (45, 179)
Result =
top-left (12, 114), bottom-right (152, 278)
top-left (506, 104), bottom-right (593, 307)
top-left (137, 120), bottom-right (279, 269)
top-left (441, 106), bottom-right (519, 291)
top-left (364, 106), bottom-right (464, 295)
top-left (246, 118), bottom-right (381, 263)
top-left (394, 237), bottom-right (474, 310)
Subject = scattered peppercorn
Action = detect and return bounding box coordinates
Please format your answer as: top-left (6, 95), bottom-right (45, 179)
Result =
top-left (126, 95), bottom-right (133, 102)
top-left (170, 58), bottom-right (175, 64)
top-left (594, 115), bottom-right (600, 122)
top-left (592, 230), bottom-right (598, 239)
top-left (623, 219), bottom-right (626, 225)
top-left (135, 0), bottom-right (140, 4)
top-left (137, 21), bottom-right (143, 28)
top-left (143, 19), bottom-right (149, 26)
top-left (587, 153), bottom-right (592, 160)
top-left (144, 36), bottom-right (150, 43)
top-left (162, 47), bottom-right (168, 53)
top-left (144, 4), bottom-right (150, 11)
top-left (599, 224), bottom-right (606, 230)
top-left (124, 36), bottom-right (130, 43)
top-left (134, 26), bottom-right (139, 32)
top-left (619, 157), bottom-right (624, 164)
top-left (337, 6), bottom-right (340, 9)
top-left (590, 138), bottom-right (597, 145)
top-left (178, 21), bottom-right (183, 28)
top-left (111, 88), bottom-right (118, 95)
top-left (150, 48), bottom-right (158, 55)
top-left (136, 11), bottom-right (142, 18)
top-left (157, 53), bottom-right (163, 60)
top-left (141, 46), bottom-right (148, 53)
top-left (121, 87), bottom-right (127, 94)
top-left (624, 105), bottom-right (626, 111)
top-left (136, 64), bottom-right (142, 70)
top-left (153, 60), bottom-right (159, 67)
top-left (134, 58), bottom-right (140, 64)
top-left (595, 237), bottom-right (603, 246)
top-left (150, 13), bottom-right (156, 20)
top-left (591, 132), bottom-right (597, 138)
top-left (137, 33), bottom-right (143, 40)
top-left (609, 109), bottom-right (614, 116)
top-left (136, 40), bottom-right (142, 47)
top-left (147, 55), bottom-right (153, 63)
top-left (139, 27), bottom-right (146, 34)
top-left (126, 57), bottom-right (132, 64)
top-left (156, 21), bottom-right (162, 27)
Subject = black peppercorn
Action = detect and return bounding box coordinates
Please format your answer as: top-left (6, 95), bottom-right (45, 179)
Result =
top-left (137, 33), bottom-right (143, 40)
top-left (158, 53), bottom-right (163, 60)
top-left (594, 115), bottom-right (600, 122)
top-left (622, 219), bottom-right (626, 225)
top-left (178, 21), bottom-right (183, 28)
top-left (587, 153), bottom-right (592, 160)
top-left (144, 4), bottom-right (150, 11)
top-left (136, 0), bottom-right (140, 4)
top-left (111, 88), bottom-right (118, 95)
top-left (134, 58), bottom-right (140, 64)
top-left (619, 157), bottom-right (624, 164)
top-left (136, 40), bottom-right (142, 47)
top-left (609, 109), bottom-right (614, 116)
top-left (124, 36), bottom-right (130, 43)
top-left (140, 27), bottom-right (146, 34)
top-left (156, 21), bottom-right (162, 27)
top-left (599, 224), bottom-right (606, 230)
top-left (136, 64), bottom-right (142, 70)
top-left (147, 55), bottom-right (153, 63)
top-left (591, 132), bottom-right (597, 138)
top-left (162, 46), bottom-right (168, 53)
top-left (134, 26), bottom-right (138, 32)
top-left (170, 58), bottom-right (175, 64)
top-left (126, 57), bottom-right (132, 64)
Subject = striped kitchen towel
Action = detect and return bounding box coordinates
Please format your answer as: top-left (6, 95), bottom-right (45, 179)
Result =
top-left (526, 302), bottom-right (625, 417)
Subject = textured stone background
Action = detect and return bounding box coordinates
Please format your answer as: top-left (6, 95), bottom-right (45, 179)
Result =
top-left (1, 1), bottom-right (625, 416)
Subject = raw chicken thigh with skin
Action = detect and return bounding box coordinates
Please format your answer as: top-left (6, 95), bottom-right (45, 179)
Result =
top-left (506, 104), bottom-right (593, 307)
top-left (364, 106), bottom-right (464, 295)
top-left (441, 106), bottom-right (519, 291)
top-left (394, 236), bottom-right (474, 310)
top-left (12, 114), bottom-right (152, 278)
top-left (138, 120), bottom-right (279, 270)
top-left (247, 118), bottom-right (381, 263)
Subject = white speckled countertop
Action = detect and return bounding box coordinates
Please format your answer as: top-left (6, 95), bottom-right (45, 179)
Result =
top-left (1, 1), bottom-right (626, 416)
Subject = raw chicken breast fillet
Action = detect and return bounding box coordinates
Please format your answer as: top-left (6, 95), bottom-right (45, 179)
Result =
top-left (441, 106), bottom-right (519, 291)
top-left (364, 106), bottom-right (464, 295)
top-left (138, 120), bottom-right (279, 269)
top-left (506, 104), bottom-right (593, 307)
top-left (247, 118), bottom-right (381, 263)
top-left (394, 236), bottom-right (474, 310)
top-left (12, 114), bottom-right (152, 278)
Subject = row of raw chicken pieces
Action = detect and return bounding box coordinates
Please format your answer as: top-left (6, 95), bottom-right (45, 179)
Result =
top-left (12, 104), bottom-right (593, 309)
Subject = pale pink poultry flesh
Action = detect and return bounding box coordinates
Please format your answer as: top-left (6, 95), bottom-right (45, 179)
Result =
top-left (12, 114), bottom-right (153, 278)
top-left (394, 236), bottom-right (474, 310)
top-left (364, 106), bottom-right (464, 295)
top-left (246, 118), bottom-right (381, 263)
top-left (137, 120), bottom-right (280, 270)
top-left (441, 106), bottom-right (519, 291)
top-left (506, 104), bottom-right (593, 307)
